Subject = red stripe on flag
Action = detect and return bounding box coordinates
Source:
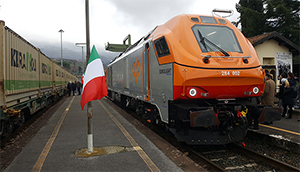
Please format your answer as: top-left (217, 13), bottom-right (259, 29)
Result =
top-left (80, 76), bottom-right (108, 109)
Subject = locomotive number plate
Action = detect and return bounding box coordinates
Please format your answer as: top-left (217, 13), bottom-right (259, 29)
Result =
top-left (221, 71), bottom-right (240, 76)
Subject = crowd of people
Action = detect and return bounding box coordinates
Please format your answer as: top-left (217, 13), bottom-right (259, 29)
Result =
top-left (261, 71), bottom-right (299, 121)
top-left (67, 81), bottom-right (82, 96)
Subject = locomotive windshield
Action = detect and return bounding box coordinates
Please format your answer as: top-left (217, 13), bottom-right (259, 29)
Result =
top-left (192, 25), bottom-right (242, 54)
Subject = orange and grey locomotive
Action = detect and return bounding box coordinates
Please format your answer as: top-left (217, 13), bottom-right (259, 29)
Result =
top-left (106, 14), bottom-right (281, 145)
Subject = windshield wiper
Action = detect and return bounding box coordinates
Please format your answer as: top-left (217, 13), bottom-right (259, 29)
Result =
top-left (197, 30), bottom-right (230, 57)
top-left (197, 30), bottom-right (209, 51)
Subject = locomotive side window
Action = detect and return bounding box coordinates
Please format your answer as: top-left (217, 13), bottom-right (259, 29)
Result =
top-left (154, 37), bottom-right (170, 57)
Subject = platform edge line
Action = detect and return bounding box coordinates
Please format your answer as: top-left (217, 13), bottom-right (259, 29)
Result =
top-left (98, 100), bottom-right (161, 172)
top-left (31, 96), bottom-right (75, 172)
top-left (259, 123), bottom-right (300, 136)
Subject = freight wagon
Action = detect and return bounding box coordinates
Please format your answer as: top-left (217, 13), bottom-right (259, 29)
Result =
top-left (0, 21), bottom-right (77, 136)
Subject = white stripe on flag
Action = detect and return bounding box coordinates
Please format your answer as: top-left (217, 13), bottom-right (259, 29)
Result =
top-left (82, 58), bottom-right (105, 92)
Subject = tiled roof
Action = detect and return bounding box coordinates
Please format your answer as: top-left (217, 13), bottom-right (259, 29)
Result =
top-left (247, 31), bottom-right (300, 55)
top-left (248, 32), bottom-right (276, 44)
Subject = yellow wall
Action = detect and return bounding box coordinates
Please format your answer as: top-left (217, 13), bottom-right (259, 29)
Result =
top-left (254, 39), bottom-right (290, 65)
top-left (254, 39), bottom-right (292, 88)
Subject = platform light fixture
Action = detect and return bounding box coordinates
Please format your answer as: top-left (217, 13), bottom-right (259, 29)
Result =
top-left (75, 43), bottom-right (86, 74)
top-left (58, 29), bottom-right (64, 67)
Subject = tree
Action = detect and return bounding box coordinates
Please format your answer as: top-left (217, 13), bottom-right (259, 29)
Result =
top-left (78, 66), bottom-right (82, 74)
top-left (236, 0), bottom-right (300, 45)
top-left (236, 0), bottom-right (266, 37)
top-left (55, 61), bottom-right (70, 70)
top-left (264, 0), bottom-right (300, 45)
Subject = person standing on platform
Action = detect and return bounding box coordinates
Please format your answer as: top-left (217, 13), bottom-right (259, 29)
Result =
top-left (67, 81), bottom-right (72, 96)
top-left (261, 73), bottom-right (276, 124)
top-left (277, 73), bottom-right (287, 108)
top-left (294, 74), bottom-right (300, 108)
top-left (261, 73), bottom-right (276, 106)
top-left (71, 81), bottom-right (76, 96)
top-left (282, 72), bottom-right (296, 119)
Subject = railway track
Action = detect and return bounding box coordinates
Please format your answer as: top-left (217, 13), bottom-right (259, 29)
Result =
top-left (233, 143), bottom-right (299, 171)
top-left (0, 96), bottom-right (63, 148)
top-left (0, 96), bottom-right (67, 171)
top-left (189, 143), bottom-right (299, 171)
top-left (114, 100), bottom-right (300, 171)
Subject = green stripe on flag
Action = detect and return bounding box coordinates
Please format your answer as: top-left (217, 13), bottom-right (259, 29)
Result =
top-left (88, 45), bottom-right (100, 64)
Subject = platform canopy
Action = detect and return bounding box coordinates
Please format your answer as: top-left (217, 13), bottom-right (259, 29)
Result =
top-left (105, 34), bottom-right (131, 52)
top-left (105, 43), bottom-right (129, 52)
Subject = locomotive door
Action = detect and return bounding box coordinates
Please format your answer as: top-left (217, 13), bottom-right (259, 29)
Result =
top-left (143, 43), bottom-right (150, 101)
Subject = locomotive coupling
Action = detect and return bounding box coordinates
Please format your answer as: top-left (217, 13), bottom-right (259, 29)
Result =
top-left (237, 109), bottom-right (248, 118)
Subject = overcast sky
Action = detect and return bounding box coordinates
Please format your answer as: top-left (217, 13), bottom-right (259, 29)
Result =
top-left (0, 0), bottom-right (240, 58)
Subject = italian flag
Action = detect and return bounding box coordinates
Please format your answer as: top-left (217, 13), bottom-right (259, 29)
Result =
top-left (80, 46), bottom-right (108, 110)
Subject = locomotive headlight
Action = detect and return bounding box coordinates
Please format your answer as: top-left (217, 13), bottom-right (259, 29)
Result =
top-left (189, 88), bottom-right (197, 97)
top-left (253, 87), bottom-right (259, 94)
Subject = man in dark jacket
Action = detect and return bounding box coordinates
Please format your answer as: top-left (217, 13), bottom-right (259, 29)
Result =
top-left (282, 72), bottom-right (297, 119)
top-left (71, 82), bottom-right (76, 96)
top-left (67, 81), bottom-right (72, 96)
top-left (76, 81), bottom-right (81, 95)
top-left (277, 73), bottom-right (287, 107)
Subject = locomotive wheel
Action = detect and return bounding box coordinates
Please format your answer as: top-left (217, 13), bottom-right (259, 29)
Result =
top-left (155, 115), bottom-right (163, 127)
top-left (155, 117), bottom-right (160, 125)
top-left (164, 123), bottom-right (170, 132)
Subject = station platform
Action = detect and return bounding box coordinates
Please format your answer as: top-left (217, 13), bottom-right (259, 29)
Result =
top-left (4, 95), bottom-right (204, 172)
top-left (248, 109), bottom-right (300, 152)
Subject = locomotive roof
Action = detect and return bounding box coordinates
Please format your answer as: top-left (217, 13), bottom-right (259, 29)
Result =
top-left (108, 14), bottom-right (251, 67)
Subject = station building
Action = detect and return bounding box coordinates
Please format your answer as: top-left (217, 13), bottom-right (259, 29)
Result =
top-left (248, 31), bottom-right (300, 87)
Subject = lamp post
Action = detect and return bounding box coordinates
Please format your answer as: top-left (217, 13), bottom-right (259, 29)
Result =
top-left (75, 43), bottom-right (86, 74)
top-left (85, 0), bottom-right (93, 153)
top-left (58, 29), bottom-right (64, 67)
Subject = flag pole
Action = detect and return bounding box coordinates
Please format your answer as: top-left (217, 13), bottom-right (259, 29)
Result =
top-left (85, 0), bottom-right (93, 153)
